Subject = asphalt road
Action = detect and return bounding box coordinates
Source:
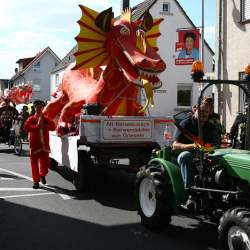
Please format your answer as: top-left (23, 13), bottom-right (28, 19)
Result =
top-left (0, 143), bottom-right (218, 250)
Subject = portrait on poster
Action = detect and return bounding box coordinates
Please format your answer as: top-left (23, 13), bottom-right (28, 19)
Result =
top-left (175, 29), bottom-right (200, 65)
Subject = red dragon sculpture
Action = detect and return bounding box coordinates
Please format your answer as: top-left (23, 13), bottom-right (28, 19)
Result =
top-left (0, 84), bottom-right (33, 106)
top-left (43, 6), bottom-right (166, 135)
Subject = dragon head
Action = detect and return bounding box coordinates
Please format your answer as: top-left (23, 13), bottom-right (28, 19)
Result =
top-left (74, 6), bottom-right (166, 89)
top-left (99, 8), bottom-right (166, 88)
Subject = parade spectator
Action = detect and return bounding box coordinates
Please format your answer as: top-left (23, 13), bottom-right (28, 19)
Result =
top-left (0, 111), bottom-right (9, 138)
top-left (30, 105), bottom-right (35, 115)
top-left (229, 105), bottom-right (248, 149)
top-left (173, 102), bottom-right (219, 210)
top-left (19, 106), bottom-right (30, 141)
top-left (23, 100), bottom-right (55, 189)
top-left (0, 98), bottom-right (19, 142)
top-left (0, 112), bottom-right (5, 128)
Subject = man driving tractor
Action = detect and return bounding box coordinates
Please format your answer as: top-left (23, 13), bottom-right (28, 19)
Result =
top-left (173, 102), bottom-right (220, 209)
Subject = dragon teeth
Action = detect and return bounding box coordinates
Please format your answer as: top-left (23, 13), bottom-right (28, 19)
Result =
top-left (139, 69), bottom-right (157, 78)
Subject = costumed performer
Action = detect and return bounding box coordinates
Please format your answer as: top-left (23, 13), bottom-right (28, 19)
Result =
top-left (23, 100), bottom-right (55, 189)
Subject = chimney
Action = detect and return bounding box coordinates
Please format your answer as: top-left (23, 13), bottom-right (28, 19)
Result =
top-left (15, 68), bottom-right (18, 73)
top-left (121, 0), bottom-right (130, 13)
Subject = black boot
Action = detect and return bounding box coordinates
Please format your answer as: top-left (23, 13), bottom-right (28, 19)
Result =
top-left (41, 176), bottom-right (46, 185)
top-left (33, 182), bottom-right (39, 189)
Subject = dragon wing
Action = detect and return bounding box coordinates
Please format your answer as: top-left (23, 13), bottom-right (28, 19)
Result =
top-left (73, 5), bottom-right (111, 70)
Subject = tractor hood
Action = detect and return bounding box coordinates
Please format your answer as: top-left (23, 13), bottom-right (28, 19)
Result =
top-left (209, 149), bottom-right (250, 184)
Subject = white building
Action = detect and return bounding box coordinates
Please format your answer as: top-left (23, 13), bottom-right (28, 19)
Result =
top-left (50, 46), bottom-right (77, 95)
top-left (11, 47), bottom-right (61, 102)
top-left (215, 0), bottom-right (250, 131)
top-left (51, 0), bottom-right (214, 116)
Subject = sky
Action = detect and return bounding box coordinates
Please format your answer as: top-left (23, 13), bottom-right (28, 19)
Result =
top-left (0, 0), bottom-right (216, 79)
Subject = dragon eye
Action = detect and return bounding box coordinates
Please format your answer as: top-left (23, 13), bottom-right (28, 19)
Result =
top-left (120, 26), bottom-right (130, 36)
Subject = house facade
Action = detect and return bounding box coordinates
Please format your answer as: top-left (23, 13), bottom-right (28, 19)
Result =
top-left (51, 0), bottom-right (214, 117)
top-left (215, 0), bottom-right (250, 131)
top-left (0, 79), bottom-right (9, 97)
top-left (141, 0), bottom-right (214, 117)
top-left (11, 47), bottom-right (61, 102)
top-left (50, 46), bottom-right (77, 95)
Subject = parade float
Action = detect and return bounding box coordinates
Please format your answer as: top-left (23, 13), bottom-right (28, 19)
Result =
top-left (46, 5), bottom-right (174, 191)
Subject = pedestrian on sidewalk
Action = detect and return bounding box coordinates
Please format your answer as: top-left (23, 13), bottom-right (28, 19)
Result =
top-left (23, 100), bottom-right (55, 189)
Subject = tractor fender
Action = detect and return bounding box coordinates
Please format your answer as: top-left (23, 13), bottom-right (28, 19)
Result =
top-left (148, 158), bottom-right (187, 206)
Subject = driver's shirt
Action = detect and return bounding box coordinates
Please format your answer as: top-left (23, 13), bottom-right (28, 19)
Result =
top-left (174, 116), bottom-right (220, 147)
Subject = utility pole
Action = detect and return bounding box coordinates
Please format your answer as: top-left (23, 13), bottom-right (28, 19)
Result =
top-left (217, 0), bottom-right (222, 116)
top-left (201, 0), bottom-right (205, 66)
top-left (198, 0), bottom-right (205, 143)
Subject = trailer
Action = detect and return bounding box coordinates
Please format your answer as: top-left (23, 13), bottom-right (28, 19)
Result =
top-left (49, 115), bottom-right (175, 191)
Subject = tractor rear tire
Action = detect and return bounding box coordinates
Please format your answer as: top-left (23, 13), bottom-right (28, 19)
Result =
top-left (73, 151), bottom-right (91, 192)
top-left (218, 207), bottom-right (250, 250)
top-left (136, 164), bottom-right (174, 230)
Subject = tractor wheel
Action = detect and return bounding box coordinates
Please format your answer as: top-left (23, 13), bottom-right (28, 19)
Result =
top-left (218, 207), bottom-right (250, 250)
top-left (73, 151), bottom-right (90, 192)
top-left (136, 164), bottom-right (174, 230)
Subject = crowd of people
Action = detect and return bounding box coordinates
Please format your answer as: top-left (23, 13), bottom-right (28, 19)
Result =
top-left (0, 98), bottom-right (34, 142)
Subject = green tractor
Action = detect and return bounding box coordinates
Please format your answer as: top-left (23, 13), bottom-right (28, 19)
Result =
top-left (136, 65), bottom-right (250, 250)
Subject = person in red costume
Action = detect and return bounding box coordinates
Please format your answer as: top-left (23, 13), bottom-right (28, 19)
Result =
top-left (23, 100), bottom-right (55, 189)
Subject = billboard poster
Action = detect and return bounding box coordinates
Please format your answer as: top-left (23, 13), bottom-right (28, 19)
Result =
top-left (175, 29), bottom-right (200, 65)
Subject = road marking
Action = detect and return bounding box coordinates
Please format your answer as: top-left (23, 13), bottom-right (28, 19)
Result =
top-left (0, 168), bottom-right (33, 182)
top-left (0, 177), bottom-right (16, 180)
top-left (0, 192), bottom-right (54, 199)
top-left (0, 188), bottom-right (47, 191)
top-left (42, 186), bottom-right (74, 200)
top-left (58, 194), bottom-right (73, 200)
top-left (0, 167), bottom-right (73, 200)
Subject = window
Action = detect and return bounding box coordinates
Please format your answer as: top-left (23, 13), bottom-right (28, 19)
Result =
top-left (33, 61), bottom-right (41, 72)
top-left (241, 0), bottom-right (250, 22)
top-left (33, 79), bottom-right (41, 92)
top-left (55, 74), bottom-right (60, 86)
top-left (177, 85), bottom-right (192, 107)
top-left (162, 3), bottom-right (170, 12)
top-left (33, 84), bottom-right (40, 92)
top-left (160, 2), bottom-right (172, 15)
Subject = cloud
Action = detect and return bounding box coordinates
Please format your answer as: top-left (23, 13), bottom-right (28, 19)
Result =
top-left (0, 0), bottom-right (142, 79)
